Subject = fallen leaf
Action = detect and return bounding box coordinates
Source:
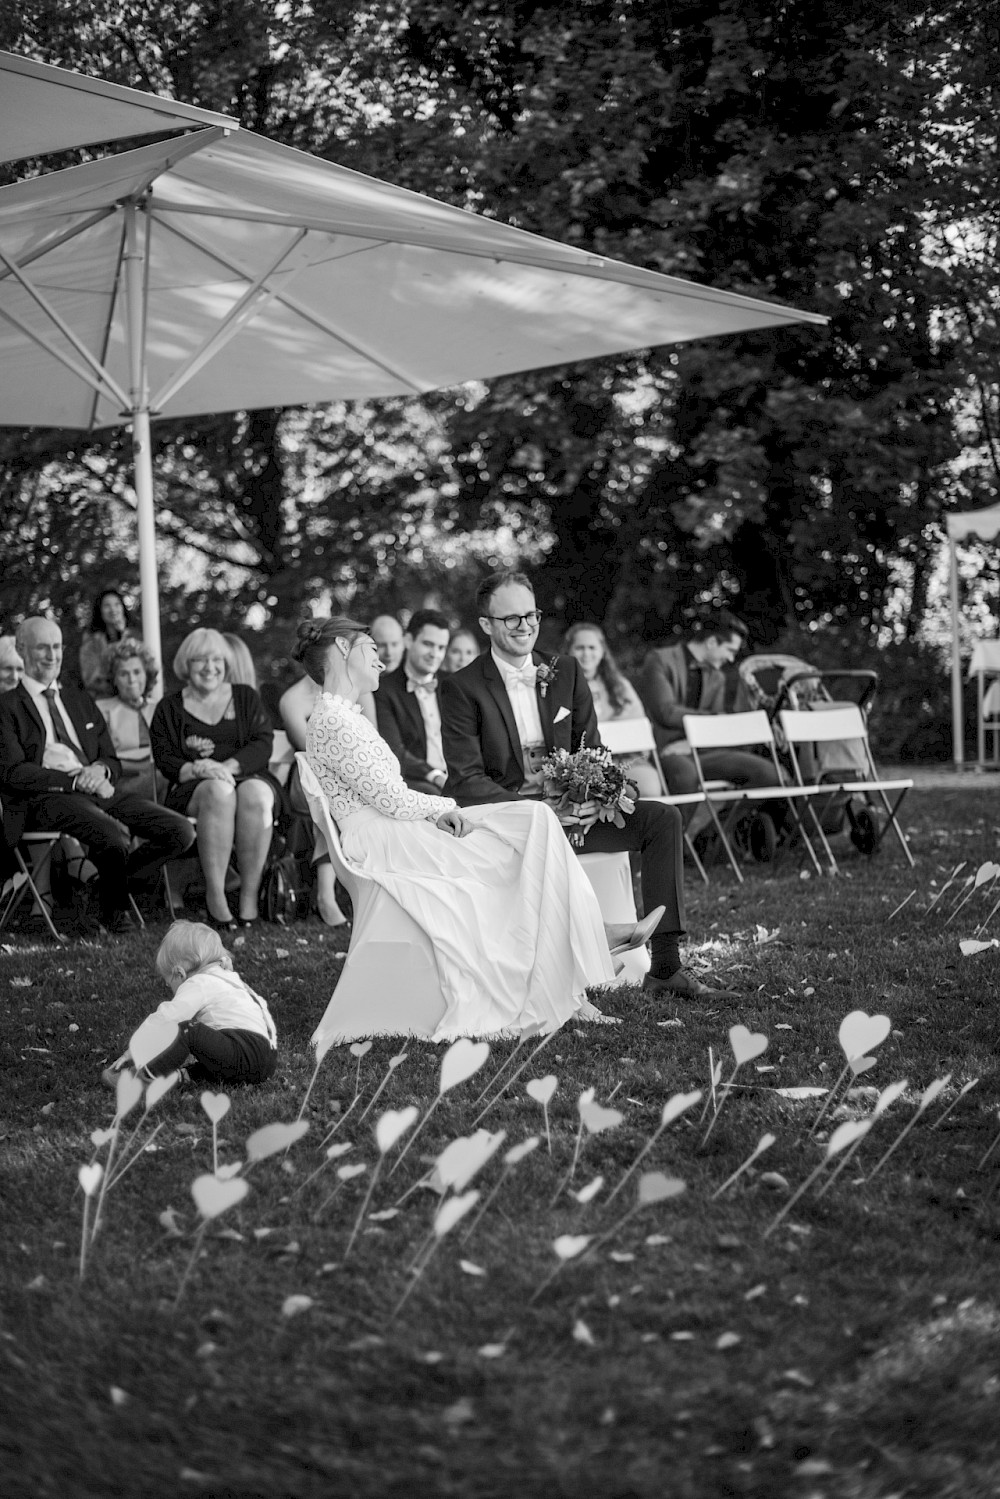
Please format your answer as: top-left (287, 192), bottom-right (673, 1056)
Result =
top-left (281, 1294), bottom-right (314, 1318)
top-left (572, 1318), bottom-right (596, 1346)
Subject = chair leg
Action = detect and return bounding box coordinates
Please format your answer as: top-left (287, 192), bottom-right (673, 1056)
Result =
top-left (0, 846), bottom-right (67, 943)
top-left (683, 832), bottom-right (710, 886)
top-left (879, 788), bottom-right (916, 867)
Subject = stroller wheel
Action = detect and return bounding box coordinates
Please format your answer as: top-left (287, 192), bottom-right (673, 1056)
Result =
top-left (749, 812), bottom-right (777, 863)
top-left (850, 807), bottom-right (878, 857)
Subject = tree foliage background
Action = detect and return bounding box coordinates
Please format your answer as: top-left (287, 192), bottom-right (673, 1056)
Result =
top-left (1, 1), bottom-right (999, 749)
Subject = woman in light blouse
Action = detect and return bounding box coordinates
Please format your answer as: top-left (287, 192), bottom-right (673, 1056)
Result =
top-left (562, 622), bottom-right (663, 797)
top-left (96, 640), bottom-right (159, 801)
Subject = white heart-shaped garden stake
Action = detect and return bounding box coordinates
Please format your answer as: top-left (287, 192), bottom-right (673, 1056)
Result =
top-left (960, 939), bottom-right (998, 957)
top-left (526, 1076), bottom-right (558, 1105)
top-left (145, 1073), bottom-right (178, 1111)
top-left (729, 1025), bottom-right (768, 1066)
top-left (607, 1089), bottom-right (702, 1206)
top-left (390, 1039), bottom-right (492, 1178)
top-left (572, 1174), bottom-right (604, 1205)
top-left (313, 1158), bottom-right (368, 1221)
top-left (471, 1023), bottom-right (545, 1108)
top-left (128, 1014), bottom-right (180, 1073)
top-left (90, 1127), bottom-right (114, 1148)
top-left (192, 1173), bottom-right (249, 1219)
top-left (580, 1102), bottom-right (623, 1135)
top-left (246, 1119), bottom-right (310, 1164)
top-left (79, 1162), bottom-right (103, 1197)
top-left (874, 1079), bottom-right (909, 1117)
top-left (809, 1010), bottom-right (893, 1138)
top-left (359, 1051), bottom-right (409, 1122)
top-left (327, 1143), bottom-right (353, 1160)
top-left (765, 1117), bottom-right (875, 1237)
top-left (436, 1130), bottom-right (507, 1194)
top-left (975, 861), bottom-right (1000, 888)
top-left (338, 1163), bottom-right (367, 1181)
top-left (472, 1025), bottom-right (562, 1125)
top-left (526, 1075), bottom-right (558, 1153)
top-left (392, 1190), bottom-right (482, 1318)
top-left (528, 1232), bottom-right (595, 1301)
top-left (461, 1136), bottom-right (541, 1247)
top-left (173, 1172), bottom-right (251, 1307)
top-left (932, 1077), bottom-right (979, 1131)
top-left (712, 1132), bottom-right (777, 1199)
top-left (345, 1105), bottom-right (421, 1261)
top-left (77, 1162), bottom-right (103, 1282)
top-left (838, 1010), bottom-right (891, 1061)
top-left (849, 1055), bottom-right (877, 1077)
top-left (376, 1106), bottom-right (419, 1155)
top-left (552, 1090), bottom-right (618, 1205)
top-left (703, 1028), bottom-right (769, 1145)
top-left (440, 1038), bottom-right (490, 1095)
top-left (827, 1120), bottom-right (871, 1158)
top-left (350, 1041), bottom-right (373, 1058)
top-left (115, 1069), bottom-right (143, 1121)
top-left (597, 1172), bottom-right (687, 1261)
top-left (201, 1092), bottom-right (231, 1124)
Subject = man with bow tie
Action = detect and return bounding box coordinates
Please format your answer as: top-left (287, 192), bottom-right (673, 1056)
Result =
top-left (0, 616), bottom-right (194, 935)
top-left (375, 609), bottom-right (452, 796)
top-left (440, 572), bottom-right (737, 1001)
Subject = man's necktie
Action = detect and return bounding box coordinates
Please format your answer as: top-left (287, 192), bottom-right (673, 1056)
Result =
top-left (507, 665), bottom-right (538, 688)
top-left (42, 686), bottom-right (80, 752)
top-left (406, 677), bottom-right (438, 696)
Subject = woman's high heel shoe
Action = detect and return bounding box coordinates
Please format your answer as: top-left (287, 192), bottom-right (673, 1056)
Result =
top-left (204, 909), bottom-right (237, 933)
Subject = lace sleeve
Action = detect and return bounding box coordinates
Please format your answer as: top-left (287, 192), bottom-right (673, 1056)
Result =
top-left (307, 694), bottom-right (456, 822)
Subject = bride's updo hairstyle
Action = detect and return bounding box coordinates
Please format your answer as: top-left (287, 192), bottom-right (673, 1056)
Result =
top-left (293, 616), bottom-right (368, 685)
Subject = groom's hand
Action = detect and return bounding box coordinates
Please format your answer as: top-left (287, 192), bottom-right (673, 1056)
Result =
top-left (436, 809), bottom-right (473, 838)
top-left (558, 798), bottom-right (599, 833)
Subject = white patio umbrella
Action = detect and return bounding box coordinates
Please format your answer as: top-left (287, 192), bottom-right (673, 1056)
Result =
top-left (0, 50), bottom-right (236, 164)
top-left (0, 123), bottom-right (826, 670)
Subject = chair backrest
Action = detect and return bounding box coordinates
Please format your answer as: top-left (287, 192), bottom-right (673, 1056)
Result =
top-left (599, 717), bottom-right (657, 756)
top-left (682, 709), bottom-right (774, 750)
top-left (779, 705), bottom-right (874, 782)
top-left (269, 728), bottom-right (295, 786)
top-left (294, 753), bottom-right (357, 893)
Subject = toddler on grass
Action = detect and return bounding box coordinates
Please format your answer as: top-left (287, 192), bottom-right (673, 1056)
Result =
top-left (105, 921), bottom-right (277, 1088)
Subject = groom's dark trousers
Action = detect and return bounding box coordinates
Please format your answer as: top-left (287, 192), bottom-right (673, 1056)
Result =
top-left (440, 651), bottom-right (685, 935)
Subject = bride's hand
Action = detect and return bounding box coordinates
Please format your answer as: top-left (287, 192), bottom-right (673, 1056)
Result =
top-left (436, 809), bottom-right (473, 838)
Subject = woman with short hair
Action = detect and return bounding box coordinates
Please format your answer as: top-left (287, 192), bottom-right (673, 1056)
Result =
top-left (96, 639), bottom-right (159, 801)
top-left (150, 628), bottom-right (277, 930)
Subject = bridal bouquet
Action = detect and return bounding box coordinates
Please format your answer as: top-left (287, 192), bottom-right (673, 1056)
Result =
top-left (541, 743), bottom-right (638, 847)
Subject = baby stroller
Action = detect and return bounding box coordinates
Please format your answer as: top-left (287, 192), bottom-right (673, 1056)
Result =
top-left (737, 654), bottom-right (883, 856)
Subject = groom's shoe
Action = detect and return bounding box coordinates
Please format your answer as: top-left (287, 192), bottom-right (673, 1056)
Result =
top-left (607, 905), bottom-right (666, 957)
top-left (643, 969), bottom-right (740, 1003)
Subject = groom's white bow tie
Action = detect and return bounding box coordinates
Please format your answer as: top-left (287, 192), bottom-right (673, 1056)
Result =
top-left (506, 663), bottom-right (538, 688)
top-left (406, 677), bottom-right (437, 696)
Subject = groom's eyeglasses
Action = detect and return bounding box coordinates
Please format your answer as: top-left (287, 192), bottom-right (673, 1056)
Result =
top-left (486, 610), bottom-right (543, 630)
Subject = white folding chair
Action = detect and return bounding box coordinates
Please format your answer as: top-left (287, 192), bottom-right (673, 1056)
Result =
top-left (0, 832), bottom-right (66, 943)
top-left (682, 710), bottom-right (825, 883)
top-left (598, 716), bottom-right (712, 885)
top-left (269, 729), bottom-right (295, 787)
top-left (577, 851), bottom-right (649, 986)
top-left (779, 706), bottom-right (915, 871)
top-left (295, 754), bottom-right (448, 1047)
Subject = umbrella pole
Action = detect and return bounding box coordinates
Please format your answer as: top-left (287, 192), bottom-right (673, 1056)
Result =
top-left (949, 537), bottom-right (962, 767)
top-left (124, 201), bottom-right (163, 693)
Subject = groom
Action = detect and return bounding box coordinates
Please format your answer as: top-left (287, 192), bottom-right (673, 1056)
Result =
top-left (440, 571), bottom-right (735, 999)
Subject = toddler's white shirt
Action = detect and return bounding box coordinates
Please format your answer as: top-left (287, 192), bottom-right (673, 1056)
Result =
top-left (153, 965), bottom-right (277, 1047)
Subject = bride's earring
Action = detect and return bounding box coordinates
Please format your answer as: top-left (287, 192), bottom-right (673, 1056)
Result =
top-left (336, 639), bottom-right (350, 659)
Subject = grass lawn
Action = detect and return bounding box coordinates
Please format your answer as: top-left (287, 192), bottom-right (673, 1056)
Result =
top-left (3, 788), bottom-right (1000, 1499)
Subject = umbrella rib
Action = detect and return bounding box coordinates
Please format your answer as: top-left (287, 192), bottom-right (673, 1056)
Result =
top-left (150, 199), bottom-right (826, 323)
top-left (152, 212), bottom-right (428, 394)
top-left (87, 214), bottom-right (129, 433)
top-left (0, 302), bottom-right (122, 406)
top-left (0, 245), bottom-right (130, 409)
top-left (0, 207), bottom-right (117, 285)
top-left (150, 228), bottom-right (315, 411)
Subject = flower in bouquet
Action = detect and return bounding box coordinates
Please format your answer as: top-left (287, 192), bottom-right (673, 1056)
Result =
top-left (185, 734), bottom-right (215, 759)
top-left (534, 655), bottom-right (559, 698)
top-left (541, 741), bottom-right (638, 847)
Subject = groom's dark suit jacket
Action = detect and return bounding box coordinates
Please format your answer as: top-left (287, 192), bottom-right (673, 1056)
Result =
top-left (440, 650), bottom-right (601, 806)
top-left (375, 665), bottom-right (441, 785)
top-left (0, 680), bottom-right (122, 846)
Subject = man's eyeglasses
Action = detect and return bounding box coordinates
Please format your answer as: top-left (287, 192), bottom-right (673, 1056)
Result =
top-left (485, 611), bottom-right (543, 630)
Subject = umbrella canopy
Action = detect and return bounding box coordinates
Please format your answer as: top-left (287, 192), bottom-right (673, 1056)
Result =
top-left (0, 124), bottom-right (826, 665)
top-left (0, 51), bottom-right (236, 165)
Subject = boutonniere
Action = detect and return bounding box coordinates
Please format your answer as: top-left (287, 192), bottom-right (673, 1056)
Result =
top-left (535, 655), bottom-right (559, 699)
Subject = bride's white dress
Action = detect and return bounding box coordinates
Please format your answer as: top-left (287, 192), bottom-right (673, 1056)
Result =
top-left (306, 692), bottom-right (615, 1039)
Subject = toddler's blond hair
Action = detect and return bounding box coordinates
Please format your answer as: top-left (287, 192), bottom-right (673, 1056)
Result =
top-left (155, 921), bottom-right (233, 985)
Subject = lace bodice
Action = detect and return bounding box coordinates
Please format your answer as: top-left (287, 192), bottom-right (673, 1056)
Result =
top-left (306, 692), bottom-right (457, 824)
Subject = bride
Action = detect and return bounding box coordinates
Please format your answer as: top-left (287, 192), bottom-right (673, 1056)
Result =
top-left (300, 616), bottom-right (646, 1040)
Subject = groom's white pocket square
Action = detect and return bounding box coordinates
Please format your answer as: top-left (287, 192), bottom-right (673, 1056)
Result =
top-left (553, 706), bottom-right (571, 724)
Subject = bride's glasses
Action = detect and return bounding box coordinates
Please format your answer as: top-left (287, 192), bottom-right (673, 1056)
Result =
top-left (486, 610), bottom-right (542, 630)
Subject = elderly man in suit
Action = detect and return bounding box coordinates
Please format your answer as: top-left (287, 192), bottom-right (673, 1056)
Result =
top-left (440, 572), bottom-right (737, 1001)
top-left (0, 616), bottom-right (194, 933)
top-left (375, 608), bottom-right (452, 796)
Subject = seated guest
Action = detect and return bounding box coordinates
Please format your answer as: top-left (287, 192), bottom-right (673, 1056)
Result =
top-left (0, 616), bottom-right (194, 934)
top-left (79, 588), bottom-right (138, 697)
top-left (96, 640), bottom-right (158, 801)
top-left (440, 572), bottom-right (737, 1000)
top-left (375, 608), bottom-right (451, 796)
top-left (0, 636), bottom-right (24, 694)
top-left (370, 614), bottom-right (405, 672)
top-left (223, 633), bottom-right (258, 688)
top-left (278, 662), bottom-right (378, 929)
top-left (636, 613), bottom-right (782, 840)
top-left (150, 629), bottom-right (278, 931)
top-left (444, 628), bottom-right (480, 673)
top-left (563, 622), bottom-right (663, 797)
